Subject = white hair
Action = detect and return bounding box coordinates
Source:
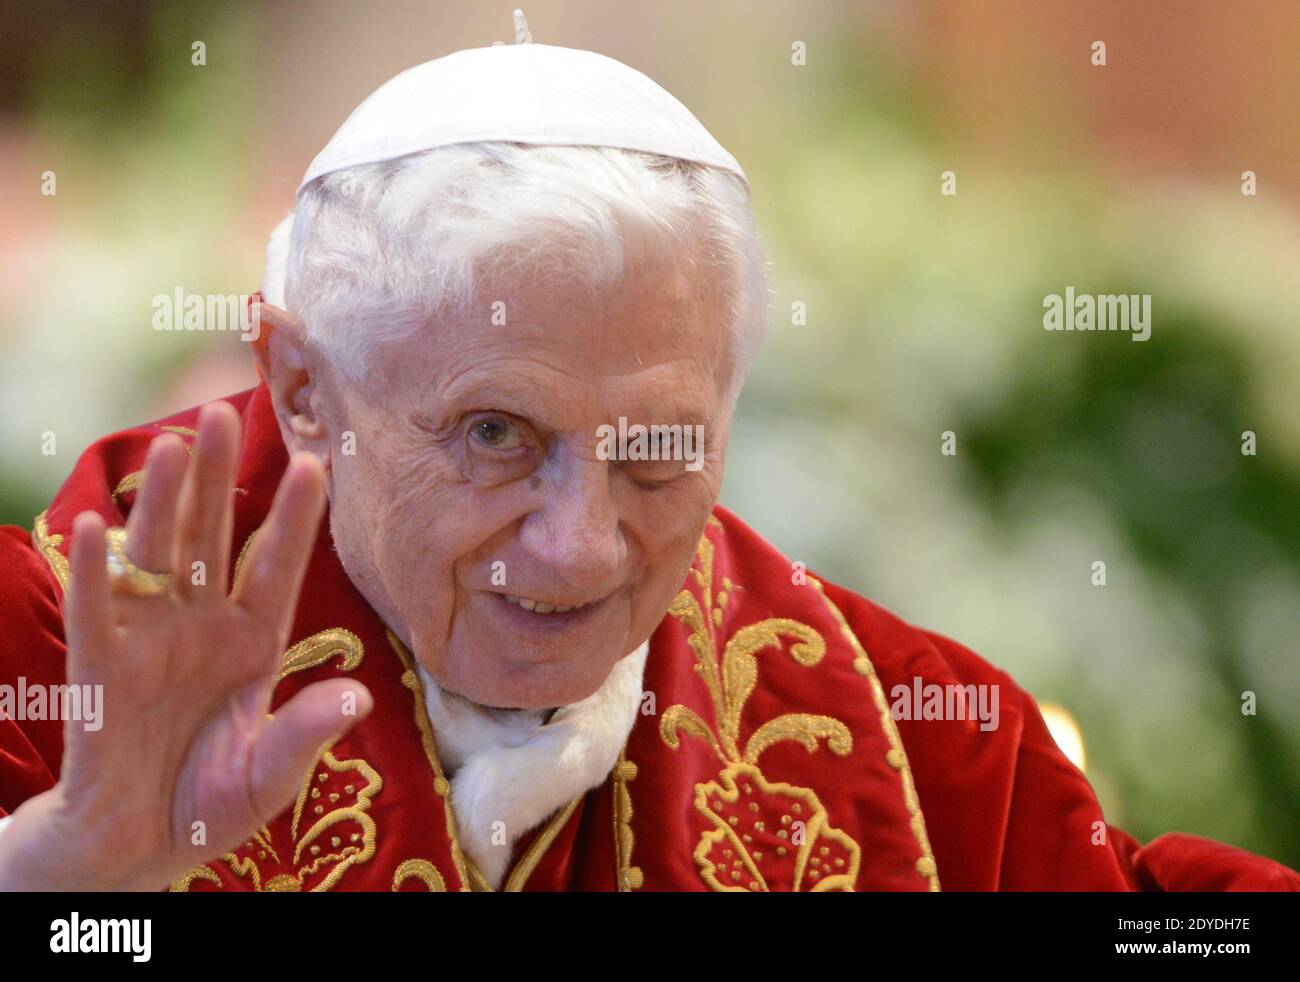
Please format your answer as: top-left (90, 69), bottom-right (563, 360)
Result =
top-left (267, 143), bottom-right (767, 405)
top-left (261, 213), bottom-right (294, 307)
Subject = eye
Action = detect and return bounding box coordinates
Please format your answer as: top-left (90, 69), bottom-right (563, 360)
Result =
top-left (627, 459), bottom-right (688, 489)
top-left (468, 415), bottom-right (525, 451)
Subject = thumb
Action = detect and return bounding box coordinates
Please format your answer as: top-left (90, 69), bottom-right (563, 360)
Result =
top-left (245, 679), bottom-right (374, 822)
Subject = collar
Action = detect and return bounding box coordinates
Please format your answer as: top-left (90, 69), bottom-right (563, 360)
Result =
top-left (416, 641), bottom-right (650, 888)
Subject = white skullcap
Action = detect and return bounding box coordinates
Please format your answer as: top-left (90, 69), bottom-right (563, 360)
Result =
top-left (297, 35), bottom-right (747, 196)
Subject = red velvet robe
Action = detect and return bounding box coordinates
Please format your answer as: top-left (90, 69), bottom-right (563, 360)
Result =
top-left (1, 383), bottom-right (1296, 892)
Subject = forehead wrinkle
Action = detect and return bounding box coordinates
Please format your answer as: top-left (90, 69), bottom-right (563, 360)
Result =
top-left (433, 360), bottom-right (714, 430)
top-left (493, 262), bottom-right (707, 341)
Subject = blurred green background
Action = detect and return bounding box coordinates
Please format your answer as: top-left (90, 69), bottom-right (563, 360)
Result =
top-left (1, 1), bottom-right (1296, 867)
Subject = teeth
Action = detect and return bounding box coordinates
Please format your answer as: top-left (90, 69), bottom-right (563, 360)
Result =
top-left (503, 594), bottom-right (586, 614)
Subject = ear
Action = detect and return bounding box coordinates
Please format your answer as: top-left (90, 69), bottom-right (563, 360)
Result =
top-left (249, 299), bottom-right (332, 470)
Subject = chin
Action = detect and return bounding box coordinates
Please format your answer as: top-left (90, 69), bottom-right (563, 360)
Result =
top-left (449, 660), bottom-right (613, 710)
top-left (433, 632), bottom-right (627, 709)
top-left (417, 594), bottom-right (636, 705)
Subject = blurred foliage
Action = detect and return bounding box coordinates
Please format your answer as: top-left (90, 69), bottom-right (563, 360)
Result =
top-left (0, 0), bottom-right (261, 526)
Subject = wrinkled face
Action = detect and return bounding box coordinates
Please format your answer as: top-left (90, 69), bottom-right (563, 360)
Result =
top-left (312, 259), bottom-right (733, 708)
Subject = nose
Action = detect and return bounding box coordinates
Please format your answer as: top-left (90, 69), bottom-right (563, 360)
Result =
top-left (517, 454), bottom-right (627, 595)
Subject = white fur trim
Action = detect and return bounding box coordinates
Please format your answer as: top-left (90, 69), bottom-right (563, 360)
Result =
top-left (416, 642), bottom-right (650, 889)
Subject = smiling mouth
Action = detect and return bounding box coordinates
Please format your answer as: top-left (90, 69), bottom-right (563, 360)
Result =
top-left (501, 593), bottom-right (596, 615)
top-left (488, 590), bottom-right (616, 642)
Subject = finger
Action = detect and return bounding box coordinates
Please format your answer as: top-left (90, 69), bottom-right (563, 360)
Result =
top-left (173, 402), bottom-right (241, 600)
top-left (123, 433), bottom-right (186, 575)
top-left (245, 679), bottom-right (373, 824)
top-left (64, 511), bottom-right (114, 681)
top-left (232, 453), bottom-right (326, 639)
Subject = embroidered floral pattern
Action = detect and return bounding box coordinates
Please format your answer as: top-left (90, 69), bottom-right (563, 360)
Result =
top-left (170, 744), bottom-right (382, 892)
top-left (660, 527), bottom-right (862, 891)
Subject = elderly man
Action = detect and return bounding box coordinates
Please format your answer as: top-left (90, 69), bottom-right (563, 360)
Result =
top-left (0, 27), bottom-right (1296, 893)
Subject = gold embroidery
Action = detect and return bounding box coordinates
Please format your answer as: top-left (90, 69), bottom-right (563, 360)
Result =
top-left (612, 751), bottom-right (643, 891)
top-left (31, 510), bottom-right (69, 593)
top-left (387, 630), bottom-right (476, 892)
top-left (37, 425), bottom-right (229, 591)
top-left (503, 796), bottom-right (581, 892)
top-left (392, 858), bottom-right (447, 891)
top-left (659, 705), bottom-right (724, 762)
top-left (110, 426), bottom-right (197, 504)
top-left (169, 743), bottom-right (381, 893)
top-left (808, 575), bottom-right (941, 892)
top-left (118, 472), bottom-right (249, 502)
top-left (744, 713), bottom-right (852, 763)
top-left (170, 660), bottom-right (382, 894)
top-left (172, 743), bottom-right (381, 893)
top-left (661, 533), bottom-right (860, 892)
top-left (32, 516), bottom-right (134, 598)
top-left (694, 763), bottom-right (859, 891)
top-left (169, 864), bottom-right (222, 892)
top-left (232, 527), bottom-right (261, 593)
top-left (289, 748), bottom-right (382, 885)
top-left (278, 628), bottom-right (365, 680)
top-left (463, 859), bottom-right (495, 892)
top-left (111, 471), bottom-right (143, 503)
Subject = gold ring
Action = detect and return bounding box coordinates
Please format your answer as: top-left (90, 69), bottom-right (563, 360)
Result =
top-left (105, 527), bottom-right (173, 596)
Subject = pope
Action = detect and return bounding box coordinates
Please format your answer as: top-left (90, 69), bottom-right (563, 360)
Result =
top-left (0, 16), bottom-right (1296, 892)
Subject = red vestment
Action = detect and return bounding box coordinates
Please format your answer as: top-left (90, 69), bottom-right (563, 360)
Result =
top-left (1, 384), bottom-right (1296, 891)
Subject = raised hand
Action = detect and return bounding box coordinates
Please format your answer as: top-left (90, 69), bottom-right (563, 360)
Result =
top-left (0, 400), bottom-right (372, 891)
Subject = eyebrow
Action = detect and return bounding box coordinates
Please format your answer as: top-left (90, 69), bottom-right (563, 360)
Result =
top-left (432, 377), bottom-right (712, 430)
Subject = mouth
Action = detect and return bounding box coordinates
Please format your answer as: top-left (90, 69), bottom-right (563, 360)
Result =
top-left (491, 590), bottom-right (611, 632)
top-left (501, 594), bottom-right (596, 615)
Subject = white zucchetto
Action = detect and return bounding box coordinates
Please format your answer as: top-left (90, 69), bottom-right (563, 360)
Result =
top-left (298, 14), bottom-right (747, 196)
